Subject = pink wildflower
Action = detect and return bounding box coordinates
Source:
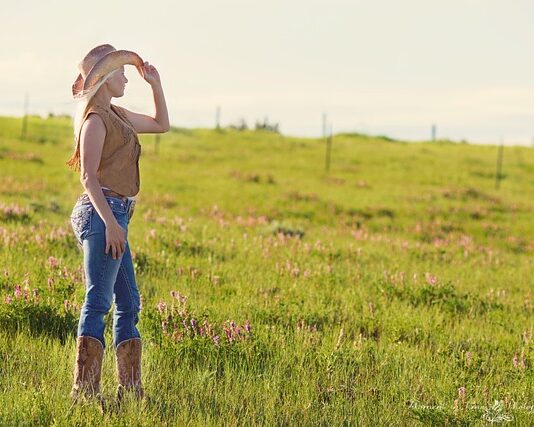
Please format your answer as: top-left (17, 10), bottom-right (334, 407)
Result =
top-left (425, 272), bottom-right (438, 286)
top-left (48, 256), bottom-right (59, 269)
top-left (156, 301), bottom-right (167, 313)
top-left (513, 351), bottom-right (525, 369)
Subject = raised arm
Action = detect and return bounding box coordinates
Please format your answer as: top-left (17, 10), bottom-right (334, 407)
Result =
top-left (121, 61), bottom-right (170, 133)
top-left (79, 114), bottom-right (126, 259)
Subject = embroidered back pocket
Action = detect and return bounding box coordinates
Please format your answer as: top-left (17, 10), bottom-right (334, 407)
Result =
top-left (127, 199), bottom-right (136, 221)
top-left (70, 204), bottom-right (93, 243)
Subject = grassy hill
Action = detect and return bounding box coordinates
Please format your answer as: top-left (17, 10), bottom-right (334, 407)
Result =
top-left (0, 115), bottom-right (533, 425)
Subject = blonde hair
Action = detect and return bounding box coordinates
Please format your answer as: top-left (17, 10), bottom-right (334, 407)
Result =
top-left (66, 69), bottom-right (119, 171)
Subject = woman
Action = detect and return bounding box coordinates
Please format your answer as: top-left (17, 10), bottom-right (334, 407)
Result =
top-left (66, 44), bottom-right (169, 406)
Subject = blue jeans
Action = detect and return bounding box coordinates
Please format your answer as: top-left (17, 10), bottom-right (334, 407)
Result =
top-left (70, 194), bottom-right (141, 351)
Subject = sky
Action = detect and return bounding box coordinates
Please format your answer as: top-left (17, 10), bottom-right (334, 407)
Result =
top-left (1, 0), bottom-right (534, 144)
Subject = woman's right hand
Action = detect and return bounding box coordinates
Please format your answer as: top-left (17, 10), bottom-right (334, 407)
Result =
top-left (105, 219), bottom-right (127, 260)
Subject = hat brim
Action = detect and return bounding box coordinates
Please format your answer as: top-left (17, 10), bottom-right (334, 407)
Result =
top-left (72, 50), bottom-right (144, 99)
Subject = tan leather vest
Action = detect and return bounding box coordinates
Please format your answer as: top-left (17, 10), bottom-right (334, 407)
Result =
top-left (67, 99), bottom-right (141, 197)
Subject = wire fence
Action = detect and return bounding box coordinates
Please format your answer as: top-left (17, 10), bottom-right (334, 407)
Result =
top-left (1, 96), bottom-right (534, 147)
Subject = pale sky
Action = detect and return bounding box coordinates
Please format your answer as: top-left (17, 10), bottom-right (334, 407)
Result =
top-left (1, 0), bottom-right (534, 144)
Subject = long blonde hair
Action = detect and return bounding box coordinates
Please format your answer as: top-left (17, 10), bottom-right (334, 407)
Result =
top-left (66, 69), bottom-right (118, 171)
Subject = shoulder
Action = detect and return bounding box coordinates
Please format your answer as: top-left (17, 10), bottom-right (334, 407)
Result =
top-left (82, 112), bottom-right (107, 137)
top-left (111, 103), bottom-right (128, 118)
top-left (111, 104), bottom-right (132, 120)
top-left (110, 103), bottom-right (136, 128)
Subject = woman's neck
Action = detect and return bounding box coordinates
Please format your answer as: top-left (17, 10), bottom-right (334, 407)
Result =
top-left (92, 87), bottom-right (112, 108)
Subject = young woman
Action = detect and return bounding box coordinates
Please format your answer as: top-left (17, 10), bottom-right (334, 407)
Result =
top-left (66, 44), bottom-right (169, 406)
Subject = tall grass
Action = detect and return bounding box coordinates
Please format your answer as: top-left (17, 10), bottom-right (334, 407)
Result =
top-left (0, 115), bottom-right (533, 425)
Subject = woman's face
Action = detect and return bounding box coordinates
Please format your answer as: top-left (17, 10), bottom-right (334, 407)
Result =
top-left (105, 66), bottom-right (128, 97)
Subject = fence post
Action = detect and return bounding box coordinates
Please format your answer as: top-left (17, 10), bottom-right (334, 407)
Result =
top-left (155, 134), bottom-right (160, 155)
top-left (21, 92), bottom-right (29, 140)
top-left (495, 139), bottom-right (504, 189)
top-left (325, 123), bottom-right (333, 173)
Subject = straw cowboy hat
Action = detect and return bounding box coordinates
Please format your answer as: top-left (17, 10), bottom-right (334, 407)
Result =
top-left (72, 44), bottom-right (144, 99)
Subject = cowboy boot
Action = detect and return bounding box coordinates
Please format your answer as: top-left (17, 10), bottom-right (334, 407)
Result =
top-left (115, 338), bottom-right (144, 403)
top-left (70, 335), bottom-right (104, 402)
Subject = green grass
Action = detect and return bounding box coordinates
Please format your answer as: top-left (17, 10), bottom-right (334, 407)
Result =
top-left (0, 115), bottom-right (533, 425)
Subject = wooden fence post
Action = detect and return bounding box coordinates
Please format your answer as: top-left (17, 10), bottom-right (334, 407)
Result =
top-left (155, 134), bottom-right (160, 155)
top-left (495, 139), bottom-right (504, 189)
top-left (325, 123), bottom-right (333, 173)
top-left (21, 92), bottom-right (29, 140)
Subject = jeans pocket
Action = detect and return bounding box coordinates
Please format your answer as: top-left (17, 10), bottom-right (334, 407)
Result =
top-left (127, 200), bottom-right (136, 221)
top-left (70, 204), bottom-right (93, 243)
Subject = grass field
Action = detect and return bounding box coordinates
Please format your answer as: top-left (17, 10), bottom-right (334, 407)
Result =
top-left (0, 114), bottom-right (533, 425)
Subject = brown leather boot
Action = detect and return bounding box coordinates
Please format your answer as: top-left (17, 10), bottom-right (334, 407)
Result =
top-left (115, 338), bottom-right (144, 403)
top-left (70, 335), bottom-right (104, 402)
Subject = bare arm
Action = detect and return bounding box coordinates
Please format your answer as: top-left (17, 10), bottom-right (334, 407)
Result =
top-left (121, 62), bottom-right (169, 133)
top-left (79, 113), bottom-right (126, 259)
top-left (121, 83), bottom-right (169, 133)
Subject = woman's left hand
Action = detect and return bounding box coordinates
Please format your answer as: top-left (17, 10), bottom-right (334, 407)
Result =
top-left (136, 61), bottom-right (161, 86)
